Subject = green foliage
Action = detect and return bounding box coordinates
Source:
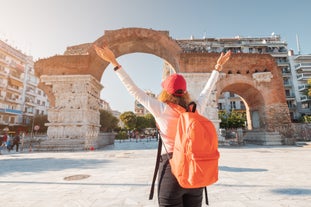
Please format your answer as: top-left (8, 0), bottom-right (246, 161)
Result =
top-left (120, 111), bottom-right (137, 130)
top-left (115, 130), bottom-right (128, 140)
top-left (136, 116), bottom-right (147, 131)
top-left (135, 114), bottom-right (156, 131)
top-left (144, 113), bottom-right (156, 128)
top-left (219, 111), bottom-right (246, 129)
top-left (119, 111), bottom-right (156, 133)
top-left (99, 109), bottom-right (119, 132)
top-left (302, 115), bottom-right (311, 123)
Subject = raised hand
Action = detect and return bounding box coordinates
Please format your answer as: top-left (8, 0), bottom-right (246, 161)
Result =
top-left (215, 50), bottom-right (232, 71)
top-left (94, 45), bottom-right (120, 67)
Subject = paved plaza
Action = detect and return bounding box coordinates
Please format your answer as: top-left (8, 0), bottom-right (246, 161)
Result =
top-left (1, 139), bottom-right (311, 207)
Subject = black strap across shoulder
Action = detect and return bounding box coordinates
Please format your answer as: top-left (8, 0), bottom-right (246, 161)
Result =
top-left (187, 101), bottom-right (197, 112)
top-left (149, 138), bottom-right (162, 200)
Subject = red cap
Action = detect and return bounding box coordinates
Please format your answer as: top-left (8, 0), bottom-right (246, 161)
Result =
top-left (161, 74), bottom-right (187, 96)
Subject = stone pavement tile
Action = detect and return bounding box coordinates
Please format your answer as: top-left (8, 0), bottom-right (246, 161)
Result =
top-left (1, 140), bottom-right (311, 207)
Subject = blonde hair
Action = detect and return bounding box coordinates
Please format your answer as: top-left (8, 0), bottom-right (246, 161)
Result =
top-left (158, 90), bottom-right (192, 109)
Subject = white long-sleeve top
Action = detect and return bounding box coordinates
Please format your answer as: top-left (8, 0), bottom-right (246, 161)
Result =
top-left (115, 68), bottom-right (219, 154)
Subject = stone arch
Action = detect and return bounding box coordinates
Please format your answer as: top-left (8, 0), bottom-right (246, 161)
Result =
top-left (34, 28), bottom-right (184, 149)
top-left (34, 27), bottom-right (293, 146)
top-left (217, 80), bottom-right (265, 130)
top-left (35, 28), bottom-right (182, 106)
top-left (213, 54), bottom-right (293, 143)
top-left (92, 27), bottom-right (182, 81)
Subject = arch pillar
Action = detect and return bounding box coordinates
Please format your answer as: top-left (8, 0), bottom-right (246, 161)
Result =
top-left (40, 74), bottom-right (103, 150)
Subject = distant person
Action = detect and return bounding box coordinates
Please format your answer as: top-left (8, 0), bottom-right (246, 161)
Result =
top-left (1, 132), bottom-right (8, 148)
top-left (6, 133), bottom-right (12, 152)
top-left (10, 132), bottom-right (21, 152)
top-left (21, 132), bottom-right (25, 151)
top-left (94, 44), bottom-right (231, 207)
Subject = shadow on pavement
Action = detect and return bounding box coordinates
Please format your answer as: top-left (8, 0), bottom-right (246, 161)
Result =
top-left (219, 165), bottom-right (268, 172)
top-left (271, 188), bottom-right (311, 195)
top-left (0, 180), bottom-right (149, 187)
top-left (0, 157), bottom-right (110, 175)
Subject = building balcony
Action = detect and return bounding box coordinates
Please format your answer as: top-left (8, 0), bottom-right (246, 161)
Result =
top-left (26, 90), bottom-right (37, 97)
top-left (295, 64), bottom-right (311, 74)
top-left (27, 79), bottom-right (38, 86)
top-left (297, 74), bottom-right (311, 81)
top-left (287, 104), bottom-right (297, 110)
top-left (10, 62), bottom-right (24, 72)
top-left (269, 52), bottom-right (288, 58)
top-left (0, 69), bottom-right (9, 77)
top-left (7, 85), bottom-right (22, 93)
top-left (281, 68), bottom-right (291, 77)
top-left (0, 58), bottom-right (9, 65)
top-left (5, 97), bottom-right (21, 104)
top-left (298, 84), bottom-right (309, 92)
top-left (23, 111), bottom-right (35, 117)
top-left (298, 108), bottom-right (311, 114)
top-left (8, 76), bottom-right (23, 87)
top-left (285, 94), bottom-right (296, 100)
top-left (301, 95), bottom-right (311, 102)
top-left (295, 63), bottom-right (311, 69)
top-left (276, 61), bottom-right (290, 67)
top-left (283, 81), bottom-right (292, 88)
top-left (25, 100), bottom-right (37, 107)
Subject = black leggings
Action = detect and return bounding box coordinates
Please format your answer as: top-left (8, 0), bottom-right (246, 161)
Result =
top-left (158, 154), bottom-right (203, 207)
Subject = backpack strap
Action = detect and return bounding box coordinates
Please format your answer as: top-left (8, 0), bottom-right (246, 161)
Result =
top-left (187, 101), bottom-right (197, 112)
top-left (168, 102), bottom-right (197, 113)
top-left (149, 137), bottom-right (162, 200)
top-left (204, 186), bottom-right (209, 205)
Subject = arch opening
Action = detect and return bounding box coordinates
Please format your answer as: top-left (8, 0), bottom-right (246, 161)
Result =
top-left (218, 83), bottom-right (265, 131)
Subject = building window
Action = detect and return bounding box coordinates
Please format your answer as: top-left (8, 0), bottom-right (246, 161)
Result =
top-left (230, 101), bottom-right (236, 109)
top-left (218, 103), bottom-right (223, 110)
top-left (302, 102), bottom-right (309, 109)
top-left (285, 90), bottom-right (291, 97)
top-left (240, 101), bottom-right (246, 110)
top-left (9, 116), bottom-right (15, 124)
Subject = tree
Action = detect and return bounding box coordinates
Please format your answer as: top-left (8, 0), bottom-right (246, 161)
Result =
top-left (144, 113), bottom-right (156, 128)
top-left (99, 109), bottom-right (119, 132)
top-left (33, 114), bottom-right (48, 133)
top-left (219, 110), bottom-right (246, 129)
top-left (120, 111), bottom-right (137, 130)
top-left (133, 113), bottom-right (156, 131)
top-left (136, 116), bottom-right (147, 131)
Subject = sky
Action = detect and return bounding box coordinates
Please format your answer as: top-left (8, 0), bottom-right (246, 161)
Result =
top-left (1, 0), bottom-right (311, 113)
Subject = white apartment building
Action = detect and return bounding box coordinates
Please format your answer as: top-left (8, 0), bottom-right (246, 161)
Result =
top-left (288, 52), bottom-right (311, 119)
top-left (0, 40), bottom-right (49, 128)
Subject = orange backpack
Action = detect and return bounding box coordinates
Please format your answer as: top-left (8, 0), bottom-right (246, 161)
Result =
top-left (168, 102), bottom-right (220, 188)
